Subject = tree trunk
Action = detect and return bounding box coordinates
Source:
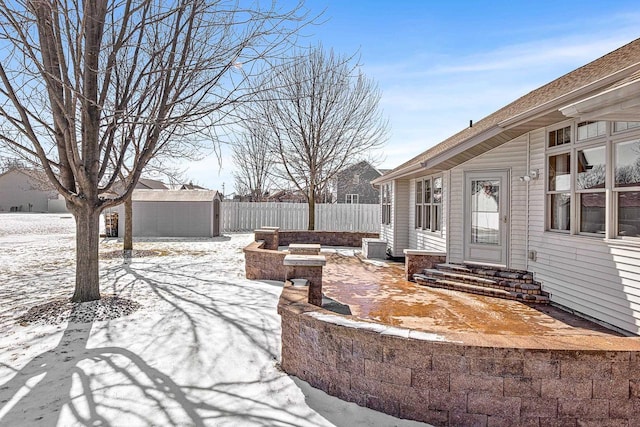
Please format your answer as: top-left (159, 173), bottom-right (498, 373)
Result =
top-left (307, 193), bottom-right (315, 231)
top-left (72, 205), bottom-right (101, 302)
top-left (124, 197), bottom-right (133, 252)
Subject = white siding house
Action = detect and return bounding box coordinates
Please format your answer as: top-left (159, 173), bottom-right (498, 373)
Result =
top-left (0, 168), bottom-right (58, 213)
top-left (373, 38), bottom-right (640, 335)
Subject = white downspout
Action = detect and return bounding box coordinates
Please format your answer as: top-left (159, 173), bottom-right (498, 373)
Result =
top-left (446, 169), bottom-right (451, 263)
top-left (525, 132), bottom-right (531, 270)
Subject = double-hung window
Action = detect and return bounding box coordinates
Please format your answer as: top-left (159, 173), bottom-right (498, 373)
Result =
top-left (614, 138), bottom-right (640, 237)
top-left (381, 184), bottom-right (392, 225)
top-left (415, 176), bottom-right (442, 231)
top-left (546, 120), bottom-right (640, 238)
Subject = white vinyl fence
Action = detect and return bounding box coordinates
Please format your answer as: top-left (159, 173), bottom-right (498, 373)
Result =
top-left (221, 202), bottom-right (380, 232)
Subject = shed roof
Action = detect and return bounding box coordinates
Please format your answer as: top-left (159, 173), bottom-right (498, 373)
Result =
top-left (374, 37), bottom-right (640, 183)
top-left (132, 189), bottom-right (220, 202)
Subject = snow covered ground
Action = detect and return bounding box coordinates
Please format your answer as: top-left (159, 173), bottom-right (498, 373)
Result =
top-left (0, 214), bottom-right (429, 427)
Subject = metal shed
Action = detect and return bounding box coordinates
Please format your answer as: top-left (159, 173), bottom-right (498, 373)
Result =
top-left (117, 189), bottom-right (222, 238)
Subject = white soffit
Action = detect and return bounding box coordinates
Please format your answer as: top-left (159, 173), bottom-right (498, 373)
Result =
top-left (560, 78), bottom-right (640, 122)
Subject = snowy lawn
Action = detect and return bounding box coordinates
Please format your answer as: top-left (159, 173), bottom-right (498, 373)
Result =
top-left (0, 214), bottom-right (428, 427)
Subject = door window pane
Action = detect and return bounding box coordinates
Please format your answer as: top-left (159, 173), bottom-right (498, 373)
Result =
top-left (549, 153), bottom-right (571, 191)
top-left (618, 192), bottom-right (640, 237)
top-left (550, 193), bottom-right (571, 231)
top-left (579, 193), bottom-right (605, 234)
top-left (615, 140), bottom-right (640, 187)
top-left (576, 146), bottom-right (605, 190)
top-left (471, 180), bottom-right (500, 245)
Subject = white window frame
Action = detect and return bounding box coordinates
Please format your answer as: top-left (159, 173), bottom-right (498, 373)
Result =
top-left (414, 175), bottom-right (442, 232)
top-left (345, 193), bottom-right (359, 204)
top-left (545, 119), bottom-right (640, 240)
top-left (381, 184), bottom-right (391, 225)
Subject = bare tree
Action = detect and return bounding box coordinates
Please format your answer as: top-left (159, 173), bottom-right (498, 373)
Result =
top-left (232, 122), bottom-right (277, 201)
top-left (0, 0), bottom-right (309, 302)
top-left (250, 46), bottom-right (388, 229)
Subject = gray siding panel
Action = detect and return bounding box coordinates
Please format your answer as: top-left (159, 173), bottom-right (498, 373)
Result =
top-left (392, 180), bottom-right (410, 257)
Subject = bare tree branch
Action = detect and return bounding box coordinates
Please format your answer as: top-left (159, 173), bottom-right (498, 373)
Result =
top-left (0, 0), bottom-right (313, 301)
top-left (248, 45), bottom-right (388, 229)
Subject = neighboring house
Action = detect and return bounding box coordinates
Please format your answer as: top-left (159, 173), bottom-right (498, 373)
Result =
top-left (115, 189), bottom-right (222, 237)
top-left (136, 178), bottom-right (169, 190)
top-left (179, 182), bottom-right (207, 190)
top-left (372, 38), bottom-right (640, 336)
top-left (0, 167), bottom-right (58, 213)
top-left (264, 189), bottom-right (307, 203)
top-left (334, 161), bottom-right (388, 204)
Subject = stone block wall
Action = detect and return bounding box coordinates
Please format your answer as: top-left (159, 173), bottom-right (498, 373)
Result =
top-left (404, 251), bottom-right (447, 281)
top-left (243, 241), bottom-right (287, 281)
top-left (244, 230), bottom-right (379, 281)
top-left (278, 231), bottom-right (379, 247)
top-left (255, 229), bottom-right (279, 250)
top-left (278, 284), bottom-right (640, 426)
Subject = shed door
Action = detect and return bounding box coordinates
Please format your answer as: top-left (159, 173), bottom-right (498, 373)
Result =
top-left (464, 170), bottom-right (509, 266)
top-left (213, 199), bottom-right (220, 236)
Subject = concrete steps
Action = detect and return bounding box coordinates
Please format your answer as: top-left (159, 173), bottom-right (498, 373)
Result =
top-left (413, 263), bottom-right (550, 304)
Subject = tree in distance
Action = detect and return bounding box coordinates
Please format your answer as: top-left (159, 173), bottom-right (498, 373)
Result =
top-left (246, 45), bottom-right (388, 229)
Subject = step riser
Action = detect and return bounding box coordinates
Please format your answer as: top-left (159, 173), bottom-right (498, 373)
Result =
top-left (414, 276), bottom-right (550, 304)
top-left (415, 263), bottom-right (549, 304)
top-left (436, 263), bottom-right (535, 284)
top-left (420, 269), bottom-right (543, 295)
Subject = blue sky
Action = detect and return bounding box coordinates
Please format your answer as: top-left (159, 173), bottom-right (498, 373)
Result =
top-left (188, 1), bottom-right (640, 194)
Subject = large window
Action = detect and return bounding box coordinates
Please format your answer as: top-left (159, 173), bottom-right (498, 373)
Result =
top-left (615, 139), bottom-right (640, 237)
top-left (381, 184), bottom-right (391, 225)
top-left (546, 120), bottom-right (640, 238)
top-left (414, 176), bottom-right (442, 232)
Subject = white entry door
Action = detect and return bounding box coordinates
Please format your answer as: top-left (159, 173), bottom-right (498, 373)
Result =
top-left (464, 170), bottom-right (509, 266)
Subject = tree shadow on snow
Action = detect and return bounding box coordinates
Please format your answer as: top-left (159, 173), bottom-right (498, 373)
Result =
top-left (0, 308), bottom-right (208, 426)
top-left (0, 263), bottom-right (319, 426)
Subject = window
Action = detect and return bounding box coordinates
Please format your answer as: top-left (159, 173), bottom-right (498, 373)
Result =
top-left (414, 176), bottom-right (442, 231)
top-left (547, 152), bottom-right (571, 231)
top-left (548, 125), bottom-right (571, 147)
top-left (615, 139), bottom-right (640, 237)
top-left (577, 121), bottom-right (606, 141)
top-left (545, 120), bottom-right (640, 239)
top-left (614, 122), bottom-right (640, 133)
top-left (576, 145), bottom-right (606, 234)
top-left (415, 180), bottom-right (423, 228)
top-left (345, 194), bottom-right (359, 204)
top-left (353, 174), bottom-right (360, 185)
top-left (381, 184), bottom-right (391, 225)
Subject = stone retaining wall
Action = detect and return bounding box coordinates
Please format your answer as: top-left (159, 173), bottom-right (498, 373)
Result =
top-left (278, 231), bottom-right (379, 247)
top-left (244, 230), bottom-right (379, 281)
top-left (243, 241), bottom-right (287, 281)
top-left (278, 284), bottom-right (640, 427)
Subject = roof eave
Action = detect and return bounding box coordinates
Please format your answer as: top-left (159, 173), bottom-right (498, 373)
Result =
top-left (559, 78), bottom-right (640, 121)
